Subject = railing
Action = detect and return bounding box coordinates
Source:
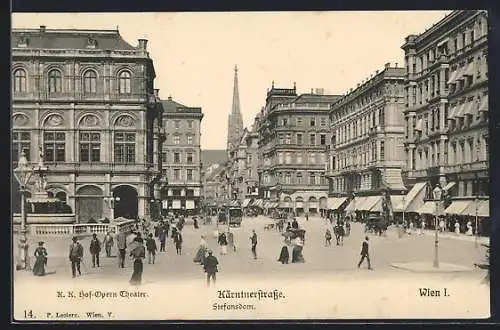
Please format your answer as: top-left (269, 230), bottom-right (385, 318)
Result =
top-left (13, 220), bottom-right (136, 236)
top-left (274, 103), bottom-right (331, 111)
top-left (12, 91), bottom-right (150, 103)
top-left (444, 161), bottom-right (488, 174)
top-left (12, 48), bottom-right (148, 58)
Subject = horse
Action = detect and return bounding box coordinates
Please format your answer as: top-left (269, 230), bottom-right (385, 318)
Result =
top-left (334, 225), bottom-right (345, 246)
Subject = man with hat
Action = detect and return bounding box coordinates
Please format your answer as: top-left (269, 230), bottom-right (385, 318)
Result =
top-left (69, 236), bottom-right (84, 277)
top-left (203, 250), bottom-right (219, 287)
top-left (89, 233), bottom-right (102, 268)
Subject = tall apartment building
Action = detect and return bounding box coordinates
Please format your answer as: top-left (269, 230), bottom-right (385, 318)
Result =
top-left (326, 64), bottom-right (407, 216)
top-left (257, 84), bottom-right (340, 215)
top-left (160, 97), bottom-right (203, 215)
top-left (11, 26), bottom-right (164, 222)
top-left (401, 10), bottom-right (489, 228)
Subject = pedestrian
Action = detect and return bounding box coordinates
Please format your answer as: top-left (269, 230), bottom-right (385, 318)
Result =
top-left (203, 250), bottom-right (219, 287)
top-left (146, 233), bottom-right (157, 264)
top-left (69, 236), bottom-right (84, 278)
top-left (439, 219), bottom-right (445, 233)
top-left (357, 236), bottom-right (372, 270)
top-left (174, 231), bottom-right (183, 255)
top-left (103, 231), bottom-right (114, 257)
top-left (89, 233), bottom-right (101, 268)
top-left (325, 228), bottom-right (332, 247)
top-left (250, 229), bottom-right (258, 259)
top-left (159, 228), bottom-right (166, 252)
top-left (292, 218), bottom-right (299, 229)
top-left (305, 213), bottom-right (309, 221)
top-left (454, 220), bottom-right (460, 235)
top-left (218, 231), bottom-right (228, 255)
top-left (129, 237), bottom-right (146, 285)
top-left (277, 243), bottom-right (289, 264)
top-left (291, 236), bottom-right (305, 263)
top-left (193, 216), bottom-right (199, 229)
top-left (193, 235), bottom-right (208, 264)
top-left (420, 219), bottom-right (426, 235)
top-left (117, 231), bottom-right (127, 268)
top-left (33, 241), bottom-right (48, 276)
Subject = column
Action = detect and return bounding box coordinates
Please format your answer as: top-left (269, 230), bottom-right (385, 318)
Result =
top-left (408, 148), bottom-right (414, 170)
top-left (466, 181), bottom-right (473, 197)
top-left (458, 181), bottom-right (465, 197)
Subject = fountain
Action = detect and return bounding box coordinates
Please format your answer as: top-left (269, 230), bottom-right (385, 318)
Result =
top-left (13, 148), bottom-right (76, 229)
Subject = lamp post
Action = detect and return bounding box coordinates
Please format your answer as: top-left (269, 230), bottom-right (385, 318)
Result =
top-left (400, 190), bottom-right (406, 238)
top-left (475, 195), bottom-right (479, 249)
top-left (104, 196), bottom-right (121, 220)
top-left (13, 150), bottom-right (34, 271)
top-left (432, 184), bottom-right (443, 268)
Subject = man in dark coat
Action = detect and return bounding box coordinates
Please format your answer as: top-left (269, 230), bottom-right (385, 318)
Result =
top-left (89, 233), bottom-right (101, 268)
top-left (146, 233), bottom-right (158, 264)
top-left (69, 236), bottom-right (84, 278)
top-left (117, 231), bottom-right (127, 268)
top-left (203, 250), bottom-right (219, 286)
top-left (357, 236), bottom-right (372, 270)
top-left (159, 228), bottom-right (167, 252)
top-left (250, 230), bottom-right (258, 259)
top-left (174, 231), bottom-right (183, 255)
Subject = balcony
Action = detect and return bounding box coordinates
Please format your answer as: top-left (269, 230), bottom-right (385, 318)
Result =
top-left (444, 161), bottom-right (489, 174)
top-left (40, 162), bottom-right (154, 173)
top-left (12, 47), bottom-right (149, 59)
top-left (274, 103), bottom-right (331, 111)
top-left (12, 91), bottom-right (148, 103)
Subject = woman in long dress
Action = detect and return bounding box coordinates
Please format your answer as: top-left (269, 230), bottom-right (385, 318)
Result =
top-left (193, 235), bottom-right (208, 264)
top-left (129, 238), bottom-right (146, 285)
top-left (291, 237), bottom-right (305, 263)
top-left (33, 241), bottom-right (48, 276)
top-left (277, 244), bottom-right (289, 264)
top-left (454, 220), bottom-right (460, 235)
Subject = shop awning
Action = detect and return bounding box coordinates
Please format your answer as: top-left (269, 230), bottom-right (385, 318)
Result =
top-left (443, 181), bottom-right (456, 192)
top-left (327, 197), bottom-right (347, 210)
top-left (447, 106), bottom-right (458, 120)
top-left (345, 196), bottom-right (367, 212)
top-left (242, 199), bottom-right (252, 208)
top-left (398, 182), bottom-right (427, 212)
top-left (390, 195), bottom-right (406, 212)
top-left (186, 200), bottom-right (195, 210)
top-left (454, 103), bottom-right (466, 118)
top-left (478, 200), bottom-right (490, 217)
top-left (445, 200), bottom-right (475, 215)
top-left (253, 199), bottom-right (263, 208)
top-left (416, 201), bottom-right (436, 215)
top-left (280, 201), bottom-right (292, 208)
top-left (359, 196), bottom-right (382, 211)
top-left (269, 202), bottom-right (279, 208)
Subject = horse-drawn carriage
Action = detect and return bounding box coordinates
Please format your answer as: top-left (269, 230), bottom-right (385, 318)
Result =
top-left (365, 216), bottom-right (389, 235)
top-left (283, 228), bottom-right (306, 243)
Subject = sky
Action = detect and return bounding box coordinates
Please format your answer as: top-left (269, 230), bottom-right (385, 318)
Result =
top-left (12, 11), bottom-right (452, 150)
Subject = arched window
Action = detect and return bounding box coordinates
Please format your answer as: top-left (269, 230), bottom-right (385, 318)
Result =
top-left (48, 69), bottom-right (62, 93)
top-left (118, 71), bottom-right (131, 94)
top-left (13, 69), bottom-right (27, 92)
top-left (83, 70), bottom-right (97, 94)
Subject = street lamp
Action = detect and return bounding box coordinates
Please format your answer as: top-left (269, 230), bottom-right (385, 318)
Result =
top-left (13, 150), bottom-right (34, 271)
top-left (475, 195), bottom-right (479, 249)
top-left (400, 190), bottom-right (406, 238)
top-left (432, 184), bottom-right (443, 268)
top-left (104, 196), bottom-right (121, 220)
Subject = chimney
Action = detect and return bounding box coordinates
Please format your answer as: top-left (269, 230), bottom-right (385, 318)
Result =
top-left (349, 88), bottom-right (353, 92)
top-left (395, 62), bottom-right (398, 68)
top-left (385, 62), bottom-right (391, 68)
top-left (168, 95), bottom-right (172, 101)
top-left (40, 25), bottom-right (46, 32)
top-left (357, 83), bottom-right (360, 87)
top-left (311, 88), bottom-right (314, 94)
top-left (138, 39), bottom-right (148, 50)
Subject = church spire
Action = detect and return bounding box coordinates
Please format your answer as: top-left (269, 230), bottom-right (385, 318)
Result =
top-left (227, 65), bottom-right (244, 152)
top-left (231, 65), bottom-right (241, 116)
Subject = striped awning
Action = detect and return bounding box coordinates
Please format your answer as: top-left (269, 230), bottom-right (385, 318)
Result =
top-left (345, 196), bottom-right (367, 212)
top-left (445, 200), bottom-right (474, 215)
top-left (462, 62), bottom-right (475, 77)
top-left (443, 181), bottom-right (456, 192)
top-left (253, 199), bottom-right (263, 208)
top-left (359, 196), bottom-right (382, 211)
top-left (389, 195), bottom-right (405, 213)
top-left (399, 182), bottom-right (427, 213)
top-left (242, 198), bottom-right (252, 208)
top-left (416, 201), bottom-right (436, 215)
top-left (327, 197), bottom-right (347, 210)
